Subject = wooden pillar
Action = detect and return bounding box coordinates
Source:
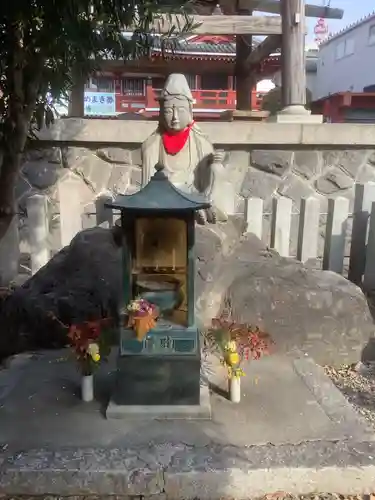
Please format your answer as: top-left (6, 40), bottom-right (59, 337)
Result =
top-left (145, 78), bottom-right (155, 108)
top-left (235, 9), bottom-right (254, 110)
top-left (280, 0), bottom-right (308, 113)
top-left (250, 85), bottom-right (257, 109)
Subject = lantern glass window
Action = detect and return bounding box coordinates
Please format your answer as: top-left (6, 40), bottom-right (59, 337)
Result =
top-left (133, 217), bottom-right (188, 326)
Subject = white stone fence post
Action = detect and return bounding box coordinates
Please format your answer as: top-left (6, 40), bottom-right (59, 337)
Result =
top-left (57, 175), bottom-right (84, 247)
top-left (24, 182), bottom-right (375, 285)
top-left (243, 188), bottom-right (373, 282)
top-left (270, 197), bottom-right (292, 258)
top-left (27, 194), bottom-right (50, 275)
top-left (95, 194), bottom-right (114, 228)
top-left (363, 201), bottom-right (375, 291)
top-left (323, 197), bottom-right (349, 274)
top-left (349, 182), bottom-right (375, 286)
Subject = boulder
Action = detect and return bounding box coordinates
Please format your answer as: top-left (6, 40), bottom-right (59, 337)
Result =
top-left (0, 220), bottom-right (373, 366)
top-left (225, 236), bottom-right (374, 365)
top-left (0, 227), bottom-right (122, 359)
top-left (197, 231), bottom-right (374, 366)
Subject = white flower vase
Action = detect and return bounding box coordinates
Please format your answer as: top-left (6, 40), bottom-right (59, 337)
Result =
top-left (81, 374), bottom-right (94, 402)
top-left (229, 376), bottom-right (241, 403)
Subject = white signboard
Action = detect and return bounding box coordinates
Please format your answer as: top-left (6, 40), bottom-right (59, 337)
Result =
top-left (84, 92), bottom-right (116, 116)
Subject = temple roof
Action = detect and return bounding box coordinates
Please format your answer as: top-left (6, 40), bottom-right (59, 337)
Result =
top-left (106, 164), bottom-right (211, 213)
top-left (119, 32), bottom-right (316, 68)
top-left (151, 35), bottom-right (267, 57)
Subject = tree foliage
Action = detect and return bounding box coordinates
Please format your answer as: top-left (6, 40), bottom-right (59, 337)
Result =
top-left (0, 0), bottom-right (193, 235)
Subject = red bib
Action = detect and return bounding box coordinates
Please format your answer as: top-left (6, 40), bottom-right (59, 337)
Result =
top-left (162, 121), bottom-right (195, 155)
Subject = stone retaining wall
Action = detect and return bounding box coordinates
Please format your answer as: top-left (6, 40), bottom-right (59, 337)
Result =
top-left (17, 144), bottom-right (375, 258)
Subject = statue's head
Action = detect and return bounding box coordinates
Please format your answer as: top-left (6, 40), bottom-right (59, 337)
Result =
top-left (159, 74), bottom-right (194, 132)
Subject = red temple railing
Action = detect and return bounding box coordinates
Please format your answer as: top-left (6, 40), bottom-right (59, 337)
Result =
top-left (147, 87), bottom-right (258, 109)
top-left (85, 84), bottom-right (263, 115)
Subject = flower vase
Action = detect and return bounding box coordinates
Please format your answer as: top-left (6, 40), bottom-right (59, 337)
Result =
top-left (130, 314), bottom-right (156, 341)
top-left (228, 376), bottom-right (241, 403)
top-left (81, 374), bottom-right (94, 402)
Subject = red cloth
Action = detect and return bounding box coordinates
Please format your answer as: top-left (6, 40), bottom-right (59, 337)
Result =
top-left (162, 121), bottom-right (195, 155)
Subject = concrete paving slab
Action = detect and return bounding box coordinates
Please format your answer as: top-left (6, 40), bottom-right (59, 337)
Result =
top-left (0, 349), bottom-right (372, 450)
top-left (1, 441), bottom-right (375, 497)
top-left (0, 350), bottom-right (375, 497)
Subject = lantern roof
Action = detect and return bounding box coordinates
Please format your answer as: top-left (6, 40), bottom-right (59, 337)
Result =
top-left (105, 164), bottom-right (211, 213)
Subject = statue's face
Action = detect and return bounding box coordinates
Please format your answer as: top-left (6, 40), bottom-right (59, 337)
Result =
top-left (162, 97), bottom-right (192, 132)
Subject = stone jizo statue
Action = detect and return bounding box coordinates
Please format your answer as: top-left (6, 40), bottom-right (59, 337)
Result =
top-left (141, 73), bottom-right (228, 224)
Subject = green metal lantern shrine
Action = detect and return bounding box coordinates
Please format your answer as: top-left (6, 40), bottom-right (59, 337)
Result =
top-left (105, 163), bottom-right (210, 411)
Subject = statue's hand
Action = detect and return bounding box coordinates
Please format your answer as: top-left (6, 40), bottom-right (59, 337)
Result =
top-left (195, 207), bottom-right (216, 225)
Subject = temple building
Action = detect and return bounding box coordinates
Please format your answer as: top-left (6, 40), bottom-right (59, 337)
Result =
top-left (80, 34), bottom-right (315, 119)
top-left (82, 35), bottom-right (279, 118)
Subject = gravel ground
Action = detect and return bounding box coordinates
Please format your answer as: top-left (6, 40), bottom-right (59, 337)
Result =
top-left (263, 496), bottom-right (375, 500)
top-left (264, 496), bottom-right (375, 500)
top-left (324, 363), bottom-right (375, 427)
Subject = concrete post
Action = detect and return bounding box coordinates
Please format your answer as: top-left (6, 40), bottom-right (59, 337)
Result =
top-left (270, 197), bottom-right (292, 257)
top-left (27, 194), bottom-right (50, 275)
top-left (244, 197), bottom-right (263, 239)
top-left (58, 176), bottom-right (83, 247)
top-left (348, 182), bottom-right (375, 285)
top-left (296, 196), bottom-right (320, 263)
top-left (363, 202), bottom-right (375, 291)
top-left (323, 197), bottom-right (349, 274)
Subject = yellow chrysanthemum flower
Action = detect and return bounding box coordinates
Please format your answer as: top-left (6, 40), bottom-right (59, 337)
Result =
top-left (227, 352), bottom-right (240, 366)
top-left (88, 343), bottom-right (100, 362)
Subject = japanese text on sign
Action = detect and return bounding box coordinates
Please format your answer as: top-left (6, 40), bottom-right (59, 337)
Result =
top-left (84, 92), bottom-right (116, 116)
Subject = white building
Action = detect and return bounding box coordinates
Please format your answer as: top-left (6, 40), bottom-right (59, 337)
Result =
top-left (313, 12), bottom-right (375, 101)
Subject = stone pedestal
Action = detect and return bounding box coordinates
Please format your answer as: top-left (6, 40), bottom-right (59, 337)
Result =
top-left (269, 106), bottom-right (323, 124)
top-left (106, 354), bottom-right (211, 419)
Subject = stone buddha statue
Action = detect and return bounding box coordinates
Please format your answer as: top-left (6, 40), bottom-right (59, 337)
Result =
top-left (141, 73), bottom-right (228, 224)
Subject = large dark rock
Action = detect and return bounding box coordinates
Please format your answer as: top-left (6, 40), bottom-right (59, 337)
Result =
top-left (1, 220), bottom-right (373, 365)
top-left (0, 227), bottom-right (122, 359)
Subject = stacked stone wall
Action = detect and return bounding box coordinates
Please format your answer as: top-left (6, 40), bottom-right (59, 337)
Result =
top-left (17, 145), bottom-right (375, 258)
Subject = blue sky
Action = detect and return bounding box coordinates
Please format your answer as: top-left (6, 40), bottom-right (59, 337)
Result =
top-left (306, 0), bottom-right (374, 42)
